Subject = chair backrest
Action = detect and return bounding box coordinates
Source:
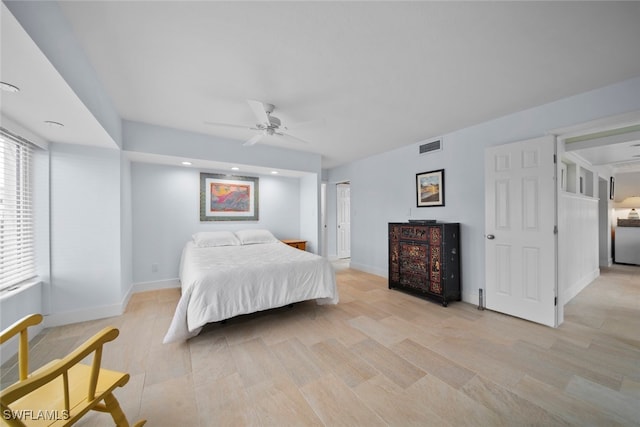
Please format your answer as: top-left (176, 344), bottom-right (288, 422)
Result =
top-left (0, 314), bottom-right (43, 381)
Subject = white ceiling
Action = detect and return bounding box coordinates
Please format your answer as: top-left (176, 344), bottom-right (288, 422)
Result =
top-left (568, 138), bottom-right (640, 171)
top-left (0, 2), bottom-right (116, 148)
top-left (2, 1), bottom-right (640, 169)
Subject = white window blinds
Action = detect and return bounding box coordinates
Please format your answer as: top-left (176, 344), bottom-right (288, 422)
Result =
top-left (0, 129), bottom-right (35, 290)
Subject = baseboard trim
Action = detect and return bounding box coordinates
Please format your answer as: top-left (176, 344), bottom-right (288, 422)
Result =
top-left (348, 261), bottom-right (387, 278)
top-left (562, 268), bottom-right (600, 304)
top-left (42, 279), bottom-right (181, 328)
top-left (131, 278), bottom-right (180, 293)
top-left (44, 303), bottom-right (123, 328)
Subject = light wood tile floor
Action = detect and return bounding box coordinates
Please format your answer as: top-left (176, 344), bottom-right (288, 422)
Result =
top-left (2, 264), bottom-right (639, 426)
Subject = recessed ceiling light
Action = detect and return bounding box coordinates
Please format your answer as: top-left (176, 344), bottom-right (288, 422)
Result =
top-left (44, 120), bottom-right (64, 128)
top-left (0, 82), bottom-right (20, 93)
top-left (181, 161), bottom-right (192, 166)
top-left (231, 167), bottom-right (239, 171)
top-left (271, 171), bottom-right (279, 175)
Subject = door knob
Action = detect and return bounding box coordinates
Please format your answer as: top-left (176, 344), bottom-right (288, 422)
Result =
top-left (486, 234), bottom-right (495, 240)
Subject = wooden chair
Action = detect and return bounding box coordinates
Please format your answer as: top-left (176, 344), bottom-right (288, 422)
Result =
top-left (1, 314), bottom-right (145, 427)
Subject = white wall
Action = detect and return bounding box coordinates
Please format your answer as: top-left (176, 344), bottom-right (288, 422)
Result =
top-left (327, 76), bottom-right (640, 304)
top-left (47, 143), bottom-right (124, 325)
top-left (120, 153), bottom-right (133, 299)
top-left (33, 147), bottom-right (51, 314)
top-left (558, 194), bottom-right (599, 305)
top-left (130, 162), bottom-right (303, 284)
top-left (0, 282), bottom-right (42, 365)
top-left (299, 174), bottom-right (320, 253)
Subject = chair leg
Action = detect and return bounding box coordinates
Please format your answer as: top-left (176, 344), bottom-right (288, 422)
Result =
top-left (103, 392), bottom-right (130, 427)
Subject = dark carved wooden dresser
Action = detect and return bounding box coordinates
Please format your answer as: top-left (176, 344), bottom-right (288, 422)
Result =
top-left (388, 222), bottom-right (461, 306)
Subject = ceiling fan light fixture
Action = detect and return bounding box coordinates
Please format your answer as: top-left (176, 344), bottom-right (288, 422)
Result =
top-left (268, 115), bottom-right (281, 128)
top-left (206, 99), bottom-right (310, 146)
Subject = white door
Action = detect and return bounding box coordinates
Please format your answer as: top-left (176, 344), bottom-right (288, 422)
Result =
top-left (484, 135), bottom-right (557, 327)
top-left (337, 183), bottom-right (351, 259)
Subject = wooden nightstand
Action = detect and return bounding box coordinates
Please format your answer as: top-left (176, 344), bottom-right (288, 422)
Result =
top-left (281, 239), bottom-right (307, 251)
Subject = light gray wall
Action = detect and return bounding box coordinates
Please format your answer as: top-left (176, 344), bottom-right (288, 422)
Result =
top-left (123, 120), bottom-right (322, 174)
top-left (130, 162), bottom-right (302, 284)
top-left (598, 178), bottom-right (612, 267)
top-left (48, 143), bottom-right (124, 324)
top-left (33, 147), bottom-right (51, 314)
top-left (0, 282), bottom-right (42, 365)
top-left (327, 76), bottom-right (640, 303)
top-left (299, 174), bottom-right (320, 253)
top-left (120, 154), bottom-right (133, 297)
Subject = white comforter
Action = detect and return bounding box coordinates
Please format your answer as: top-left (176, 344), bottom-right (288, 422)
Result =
top-left (163, 241), bottom-right (338, 343)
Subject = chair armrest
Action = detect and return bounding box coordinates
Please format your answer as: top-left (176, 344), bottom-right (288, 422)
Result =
top-left (0, 314), bottom-right (43, 344)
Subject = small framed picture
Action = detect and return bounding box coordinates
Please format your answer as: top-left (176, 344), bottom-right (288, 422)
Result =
top-left (416, 169), bottom-right (445, 207)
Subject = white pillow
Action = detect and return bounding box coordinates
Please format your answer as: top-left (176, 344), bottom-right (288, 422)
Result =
top-left (235, 229), bottom-right (278, 245)
top-left (192, 231), bottom-right (240, 247)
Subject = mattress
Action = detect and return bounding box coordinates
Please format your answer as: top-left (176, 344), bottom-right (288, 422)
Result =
top-left (163, 241), bottom-right (338, 343)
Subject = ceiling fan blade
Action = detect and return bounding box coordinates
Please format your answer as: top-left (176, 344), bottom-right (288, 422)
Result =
top-left (244, 133), bottom-right (264, 146)
top-left (278, 132), bottom-right (309, 144)
top-left (204, 121), bottom-right (251, 130)
top-left (247, 100), bottom-right (272, 125)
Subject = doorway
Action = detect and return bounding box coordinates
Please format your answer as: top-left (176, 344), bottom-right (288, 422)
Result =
top-left (336, 182), bottom-right (351, 259)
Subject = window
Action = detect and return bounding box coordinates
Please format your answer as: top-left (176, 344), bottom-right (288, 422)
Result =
top-left (0, 129), bottom-right (35, 290)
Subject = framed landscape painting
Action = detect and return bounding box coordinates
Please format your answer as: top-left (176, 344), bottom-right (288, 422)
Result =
top-left (416, 169), bottom-right (445, 207)
top-left (200, 173), bottom-right (259, 221)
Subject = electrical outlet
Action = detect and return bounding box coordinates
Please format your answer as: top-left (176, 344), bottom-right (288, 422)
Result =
top-left (151, 263), bottom-right (158, 273)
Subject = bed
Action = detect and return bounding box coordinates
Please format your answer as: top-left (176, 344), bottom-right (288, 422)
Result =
top-left (163, 229), bottom-right (339, 343)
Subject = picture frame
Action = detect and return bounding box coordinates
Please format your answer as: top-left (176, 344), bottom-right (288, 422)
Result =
top-left (416, 169), bottom-right (445, 207)
top-left (200, 173), bottom-right (259, 221)
top-left (610, 176), bottom-right (615, 200)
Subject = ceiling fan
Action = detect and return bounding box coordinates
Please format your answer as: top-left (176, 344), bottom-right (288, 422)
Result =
top-left (205, 100), bottom-right (310, 146)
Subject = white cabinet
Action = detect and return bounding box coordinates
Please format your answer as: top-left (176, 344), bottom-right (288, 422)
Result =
top-left (615, 222), bottom-right (640, 265)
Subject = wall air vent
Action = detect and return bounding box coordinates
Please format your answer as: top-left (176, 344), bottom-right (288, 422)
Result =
top-left (419, 139), bottom-right (442, 155)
